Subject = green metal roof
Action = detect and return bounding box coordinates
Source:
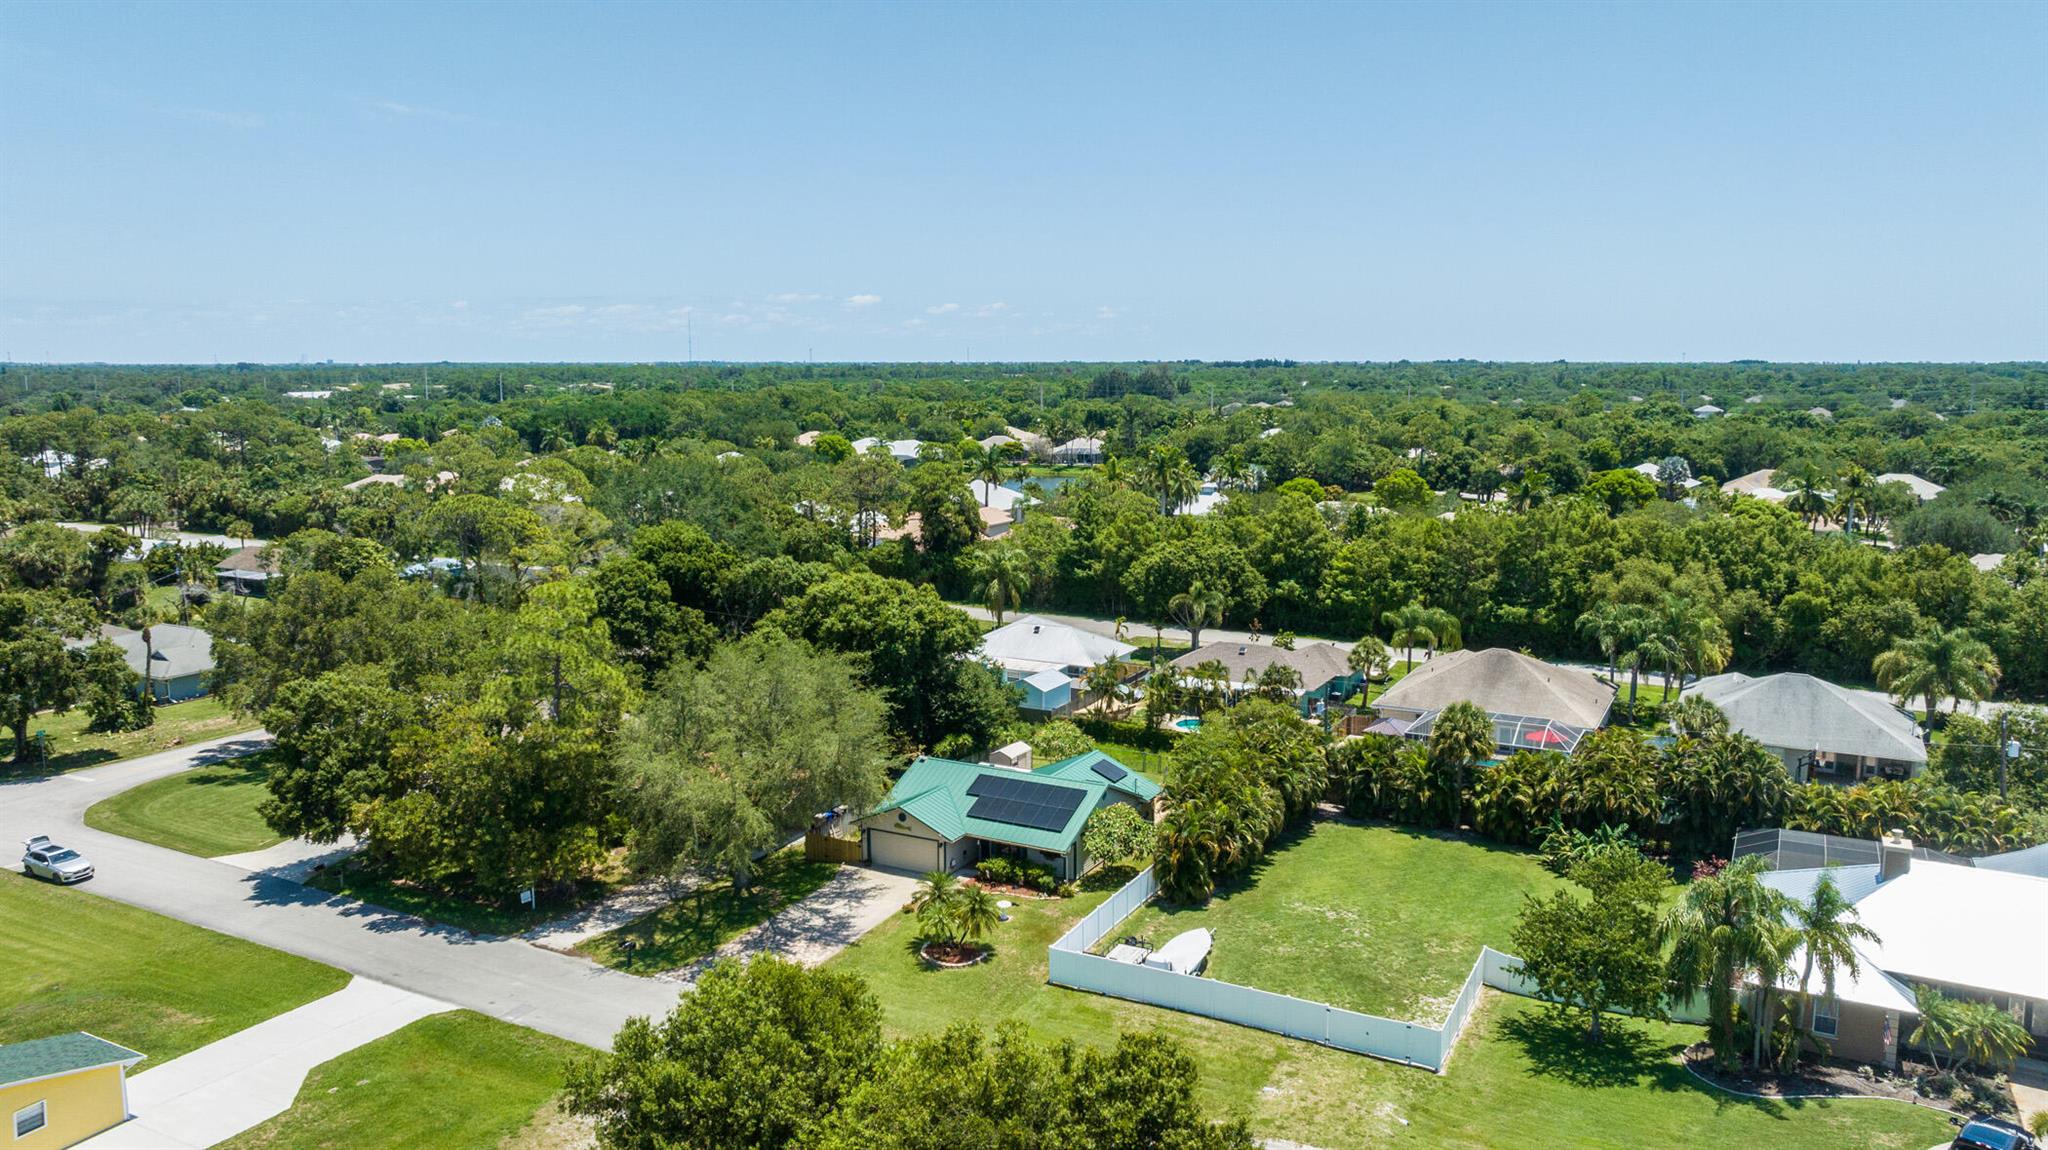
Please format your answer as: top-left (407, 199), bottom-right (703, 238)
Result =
top-left (1033, 750), bottom-right (1162, 802)
top-left (0, 1033), bottom-right (143, 1086)
top-left (869, 751), bottom-right (1149, 853)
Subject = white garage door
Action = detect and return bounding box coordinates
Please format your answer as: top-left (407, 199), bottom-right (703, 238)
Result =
top-left (868, 830), bottom-right (941, 874)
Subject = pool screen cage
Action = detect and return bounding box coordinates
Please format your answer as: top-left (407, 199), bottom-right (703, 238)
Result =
top-left (1402, 708), bottom-right (1596, 756)
top-left (1731, 827), bottom-right (1971, 871)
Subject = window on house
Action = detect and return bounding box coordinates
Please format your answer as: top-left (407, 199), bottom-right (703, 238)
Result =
top-left (1811, 997), bottom-right (1839, 1039)
top-left (15, 1100), bottom-right (48, 1138)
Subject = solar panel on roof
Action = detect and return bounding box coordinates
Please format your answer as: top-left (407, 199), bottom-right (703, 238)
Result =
top-left (966, 777), bottom-right (1087, 832)
top-left (1089, 760), bottom-right (1127, 782)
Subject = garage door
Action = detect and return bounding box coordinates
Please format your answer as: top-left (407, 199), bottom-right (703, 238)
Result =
top-left (868, 830), bottom-right (941, 874)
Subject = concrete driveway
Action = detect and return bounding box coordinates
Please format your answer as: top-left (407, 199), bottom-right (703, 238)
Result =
top-left (1, 734), bottom-right (680, 1049)
top-left (669, 865), bottom-right (921, 980)
top-left (78, 977), bottom-right (449, 1149)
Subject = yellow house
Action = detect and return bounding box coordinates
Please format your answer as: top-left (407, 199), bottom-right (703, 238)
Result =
top-left (0, 1033), bottom-right (144, 1149)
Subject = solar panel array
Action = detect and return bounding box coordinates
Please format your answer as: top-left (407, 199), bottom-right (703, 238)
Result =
top-left (1089, 759), bottom-right (1127, 783)
top-left (966, 774), bottom-right (1087, 832)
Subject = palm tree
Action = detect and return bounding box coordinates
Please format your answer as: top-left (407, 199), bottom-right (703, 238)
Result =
top-left (1213, 448), bottom-right (1253, 492)
top-left (1661, 854), bottom-right (1793, 1070)
top-left (1083, 659), bottom-right (1135, 719)
top-left (911, 871), bottom-right (962, 943)
top-left (955, 885), bottom-right (1002, 949)
top-left (1382, 601), bottom-right (1460, 674)
top-left (1790, 873), bottom-right (1879, 1062)
top-left (1873, 626), bottom-right (2000, 722)
top-left (1168, 579), bottom-right (1227, 650)
top-left (964, 543), bottom-right (1033, 625)
top-left (1163, 458), bottom-right (1200, 515)
top-left (1427, 700), bottom-right (1493, 829)
top-left (1347, 634), bottom-right (1390, 687)
top-left (1096, 453), bottom-right (1129, 489)
top-left (1575, 601), bottom-right (1634, 682)
top-left (1781, 464), bottom-right (1832, 528)
top-left (1653, 593), bottom-right (1730, 696)
top-left (1506, 470), bottom-right (1551, 512)
top-left (963, 440), bottom-right (1017, 504)
top-left (1829, 465), bottom-right (1876, 536)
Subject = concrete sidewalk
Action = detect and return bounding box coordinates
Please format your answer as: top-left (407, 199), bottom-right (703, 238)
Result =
top-left (78, 977), bottom-right (450, 1149)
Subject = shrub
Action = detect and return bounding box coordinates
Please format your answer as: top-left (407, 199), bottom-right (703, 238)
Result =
top-left (1080, 803), bottom-right (1154, 866)
top-left (1538, 822), bottom-right (1644, 876)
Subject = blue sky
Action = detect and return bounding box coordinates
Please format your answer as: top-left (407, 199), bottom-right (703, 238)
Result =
top-left (3, 1), bottom-right (2043, 364)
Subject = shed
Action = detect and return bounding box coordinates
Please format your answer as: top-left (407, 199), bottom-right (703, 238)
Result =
top-left (0, 1032), bottom-right (144, 1148)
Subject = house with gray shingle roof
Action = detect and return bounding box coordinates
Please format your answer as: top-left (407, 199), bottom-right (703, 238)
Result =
top-left (64, 623), bottom-right (215, 701)
top-left (1691, 671), bottom-right (1926, 783)
top-left (1169, 641), bottom-right (1360, 717)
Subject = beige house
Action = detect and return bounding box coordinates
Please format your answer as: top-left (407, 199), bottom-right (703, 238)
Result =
top-left (1371, 648), bottom-right (1614, 755)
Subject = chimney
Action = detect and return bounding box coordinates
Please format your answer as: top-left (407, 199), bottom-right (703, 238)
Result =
top-left (1879, 831), bottom-right (1913, 883)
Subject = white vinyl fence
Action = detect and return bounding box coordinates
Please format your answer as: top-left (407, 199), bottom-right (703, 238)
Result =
top-left (1050, 867), bottom-right (1493, 1071)
top-left (1049, 868), bottom-right (1701, 1073)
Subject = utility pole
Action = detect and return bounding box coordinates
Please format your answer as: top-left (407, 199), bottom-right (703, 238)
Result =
top-left (1999, 711), bottom-right (2014, 801)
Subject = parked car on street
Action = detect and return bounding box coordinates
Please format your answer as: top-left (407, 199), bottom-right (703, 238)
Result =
top-left (1949, 1115), bottom-right (2040, 1150)
top-left (21, 836), bottom-right (94, 884)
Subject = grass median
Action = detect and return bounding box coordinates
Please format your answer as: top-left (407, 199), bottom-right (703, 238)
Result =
top-left (83, 751), bottom-right (285, 857)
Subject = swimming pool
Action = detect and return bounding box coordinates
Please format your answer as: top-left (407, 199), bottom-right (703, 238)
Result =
top-left (1173, 717), bottom-right (1202, 732)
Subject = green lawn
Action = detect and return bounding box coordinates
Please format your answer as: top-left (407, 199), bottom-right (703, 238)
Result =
top-left (83, 752), bottom-right (285, 857)
top-left (217, 1011), bottom-right (583, 1150)
top-left (575, 849), bottom-right (841, 973)
top-left (6, 695), bottom-right (259, 777)
top-left (305, 859), bottom-right (621, 938)
top-left (824, 859), bottom-right (1952, 1150)
top-left (0, 870), bottom-right (349, 1065)
top-left (1108, 820), bottom-right (1564, 1022)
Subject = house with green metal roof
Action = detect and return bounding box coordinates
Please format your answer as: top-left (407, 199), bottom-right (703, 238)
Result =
top-left (1, 1032), bottom-right (143, 1148)
top-left (856, 749), bottom-right (1158, 879)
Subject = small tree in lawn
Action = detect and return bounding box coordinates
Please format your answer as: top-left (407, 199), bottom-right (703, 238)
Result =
top-left (1912, 987), bottom-right (2032, 1076)
top-left (1081, 803), bottom-right (1154, 867)
top-left (954, 885), bottom-right (1000, 952)
top-left (1509, 847), bottom-right (1671, 1044)
top-left (911, 871), bottom-right (961, 945)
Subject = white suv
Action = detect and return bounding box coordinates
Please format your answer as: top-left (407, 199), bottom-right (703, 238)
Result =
top-left (22, 836), bottom-right (94, 884)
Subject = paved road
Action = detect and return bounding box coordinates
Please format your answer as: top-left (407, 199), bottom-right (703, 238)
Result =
top-left (2, 734), bottom-right (680, 1050)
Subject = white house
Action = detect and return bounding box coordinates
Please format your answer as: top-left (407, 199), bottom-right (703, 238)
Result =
top-left (1052, 436), bottom-right (1104, 465)
top-left (1757, 836), bottom-right (2048, 1068)
top-left (979, 615), bottom-right (1135, 715)
top-left (1874, 472), bottom-right (1945, 502)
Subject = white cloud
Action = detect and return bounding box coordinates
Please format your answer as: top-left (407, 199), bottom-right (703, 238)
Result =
top-left (768, 292), bottom-right (824, 304)
top-left (926, 302), bottom-right (960, 315)
top-left (1096, 305), bottom-right (1122, 320)
top-left (355, 97), bottom-right (478, 124)
top-left (844, 294), bottom-right (882, 309)
top-left (975, 302), bottom-right (1010, 317)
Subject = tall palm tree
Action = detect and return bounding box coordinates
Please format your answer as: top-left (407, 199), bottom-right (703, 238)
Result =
top-left (1653, 593), bottom-right (1730, 696)
top-left (1829, 465), bottom-right (1876, 537)
top-left (963, 440), bottom-right (1017, 504)
top-left (1662, 854), bottom-right (1794, 1070)
top-left (1213, 448), bottom-right (1253, 492)
top-left (1382, 601), bottom-right (1460, 674)
top-left (1873, 626), bottom-right (2000, 721)
top-left (1790, 873), bottom-right (1879, 1061)
top-left (1781, 464), bottom-right (1832, 528)
top-left (1575, 601), bottom-right (1634, 682)
top-left (965, 543), bottom-right (1034, 625)
top-left (1427, 700), bottom-right (1493, 829)
top-left (1168, 579), bottom-right (1227, 650)
top-left (1162, 458), bottom-right (1201, 515)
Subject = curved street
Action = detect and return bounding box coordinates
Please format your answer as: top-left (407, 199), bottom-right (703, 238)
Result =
top-left (1, 733), bottom-right (680, 1050)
